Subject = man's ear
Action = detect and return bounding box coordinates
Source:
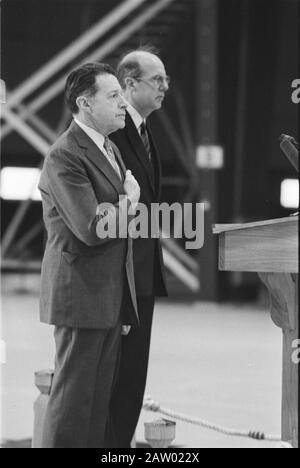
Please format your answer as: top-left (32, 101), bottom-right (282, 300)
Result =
top-left (124, 77), bottom-right (136, 90)
top-left (76, 95), bottom-right (91, 112)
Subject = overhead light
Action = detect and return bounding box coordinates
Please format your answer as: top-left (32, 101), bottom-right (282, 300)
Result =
top-left (0, 79), bottom-right (6, 104)
top-left (280, 179), bottom-right (299, 209)
top-left (196, 145), bottom-right (224, 169)
top-left (0, 167), bottom-right (42, 201)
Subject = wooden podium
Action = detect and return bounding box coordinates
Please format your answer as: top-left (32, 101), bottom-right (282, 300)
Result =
top-left (213, 216), bottom-right (299, 447)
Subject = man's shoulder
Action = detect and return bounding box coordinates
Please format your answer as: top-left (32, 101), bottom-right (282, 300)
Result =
top-left (110, 126), bottom-right (127, 142)
top-left (47, 124), bottom-right (79, 158)
top-left (109, 127), bottom-right (131, 155)
top-left (41, 126), bottom-right (83, 180)
top-left (110, 112), bottom-right (137, 146)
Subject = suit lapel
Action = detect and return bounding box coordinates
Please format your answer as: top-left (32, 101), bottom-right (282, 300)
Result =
top-left (70, 121), bottom-right (124, 194)
top-left (146, 121), bottom-right (162, 199)
top-left (125, 113), bottom-right (156, 194)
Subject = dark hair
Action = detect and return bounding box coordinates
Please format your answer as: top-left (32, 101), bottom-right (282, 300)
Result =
top-left (117, 45), bottom-right (160, 89)
top-left (64, 62), bottom-right (116, 114)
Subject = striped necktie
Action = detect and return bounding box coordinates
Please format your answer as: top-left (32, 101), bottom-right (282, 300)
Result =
top-left (104, 137), bottom-right (122, 179)
top-left (140, 122), bottom-right (152, 162)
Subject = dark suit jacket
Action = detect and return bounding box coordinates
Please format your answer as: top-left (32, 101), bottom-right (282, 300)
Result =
top-left (110, 112), bottom-right (168, 298)
top-left (39, 121), bottom-right (138, 329)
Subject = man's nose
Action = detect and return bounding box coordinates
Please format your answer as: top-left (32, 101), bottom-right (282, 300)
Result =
top-left (160, 79), bottom-right (169, 92)
top-left (119, 95), bottom-right (128, 108)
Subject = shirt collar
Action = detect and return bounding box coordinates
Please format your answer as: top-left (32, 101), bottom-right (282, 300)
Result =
top-left (74, 118), bottom-right (105, 152)
top-left (126, 104), bottom-right (145, 133)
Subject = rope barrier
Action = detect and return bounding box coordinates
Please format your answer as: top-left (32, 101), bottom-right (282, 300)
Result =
top-left (143, 397), bottom-right (293, 448)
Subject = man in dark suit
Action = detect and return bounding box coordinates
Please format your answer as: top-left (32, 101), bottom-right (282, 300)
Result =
top-left (39, 63), bottom-right (141, 448)
top-left (108, 49), bottom-right (169, 447)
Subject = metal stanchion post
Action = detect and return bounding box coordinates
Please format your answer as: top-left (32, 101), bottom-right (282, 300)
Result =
top-left (32, 369), bottom-right (54, 448)
top-left (144, 419), bottom-right (176, 448)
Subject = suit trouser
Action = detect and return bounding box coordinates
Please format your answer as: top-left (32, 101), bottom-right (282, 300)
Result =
top-left (107, 296), bottom-right (155, 448)
top-left (42, 322), bottom-right (121, 448)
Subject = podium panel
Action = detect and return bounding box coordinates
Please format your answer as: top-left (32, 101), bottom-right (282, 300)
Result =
top-left (215, 217), bottom-right (298, 273)
top-left (213, 216), bottom-right (299, 447)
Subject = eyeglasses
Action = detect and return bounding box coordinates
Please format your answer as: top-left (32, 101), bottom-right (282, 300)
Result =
top-left (135, 74), bottom-right (171, 88)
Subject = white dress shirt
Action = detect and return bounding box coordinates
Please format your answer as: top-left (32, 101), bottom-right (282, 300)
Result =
top-left (126, 104), bottom-right (145, 135)
top-left (74, 118), bottom-right (121, 179)
top-left (74, 118), bottom-right (106, 154)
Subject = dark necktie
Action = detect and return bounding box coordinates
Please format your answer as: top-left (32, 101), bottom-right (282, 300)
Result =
top-left (104, 137), bottom-right (122, 180)
top-left (140, 122), bottom-right (152, 162)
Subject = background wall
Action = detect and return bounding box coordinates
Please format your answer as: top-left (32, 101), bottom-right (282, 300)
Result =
top-left (1, 0), bottom-right (299, 300)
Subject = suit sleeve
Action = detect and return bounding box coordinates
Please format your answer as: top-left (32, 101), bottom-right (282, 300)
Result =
top-left (45, 148), bottom-right (132, 246)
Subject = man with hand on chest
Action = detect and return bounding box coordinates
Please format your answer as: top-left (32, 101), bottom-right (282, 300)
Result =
top-left (39, 63), bottom-right (140, 448)
top-left (107, 48), bottom-right (170, 447)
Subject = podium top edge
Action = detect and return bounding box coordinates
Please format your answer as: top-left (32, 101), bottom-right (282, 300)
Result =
top-left (212, 216), bottom-right (299, 234)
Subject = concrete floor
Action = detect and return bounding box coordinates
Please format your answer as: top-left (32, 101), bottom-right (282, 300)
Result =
top-left (1, 288), bottom-right (283, 448)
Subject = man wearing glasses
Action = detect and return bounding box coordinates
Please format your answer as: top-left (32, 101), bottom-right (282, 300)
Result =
top-left (107, 48), bottom-right (169, 448)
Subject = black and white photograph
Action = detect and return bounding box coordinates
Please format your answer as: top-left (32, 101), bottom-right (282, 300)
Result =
top-left (0, 0), bottom-right (299, 450)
